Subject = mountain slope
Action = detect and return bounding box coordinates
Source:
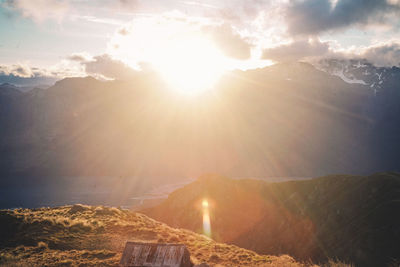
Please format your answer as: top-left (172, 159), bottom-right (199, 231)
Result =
top-left (142, 173), bottom-right (400, 267)
top-left (0, 83), bottom-right (23, 98)
top-left (0, 205), bottom-right (310, 267)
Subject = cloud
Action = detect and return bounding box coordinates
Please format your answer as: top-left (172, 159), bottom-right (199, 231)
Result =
top-left (108, 13), bottom-right (254, 68)
top-left (0, 63), bottom-right (36, 78)
top-left (210, 0), bottom-right (271, 25)
top-left (81, 54), bottom-right (138, 80)
top-left (0, 63), bottom-right (60, 86)
top-left (77, 15), bottom-right (124, 26)
top-left (316, 40), bottom-right (400, 67)
top-left (67, 52), bottom-right (93, 62)
top-left (0, 53), bottom-right (142, 85)
top-left (119, 0), bottom-right (139, 9)
top-left (262, 39), bottom-right (330, 62)
top-left (202, 24), bottom-right (252, 60)
top-left (3, 0), bottom-right (70, 23)
top-left (358, 41), bottom-right (400, 67)
top-left (285, 0), bottom-right (400, 35)
top-left (0, 62), bottom-right (78, 79)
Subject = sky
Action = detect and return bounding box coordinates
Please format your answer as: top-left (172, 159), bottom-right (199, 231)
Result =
top-left (1, 0), bottom-right (400, 84)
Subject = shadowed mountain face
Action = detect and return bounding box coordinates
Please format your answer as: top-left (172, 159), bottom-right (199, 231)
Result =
top-left (142, 173), bottom-right (400, 267)
top-left (0, 74), bottom-right (57, 90)
top-left (1, 62), bottom-right (392, 183)
top-left (318, 59), bottom-right (400, 170)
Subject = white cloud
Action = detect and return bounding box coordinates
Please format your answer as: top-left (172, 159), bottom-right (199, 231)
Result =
top-left (107, 11), bottom-right (255, 71)
top-left (0, 63), bottom-right (36, 78)
top-left (354, 41), bottom-right (400, 67)
top-left (262, 39), bottom-right (330, 62)
top-left (81, 54), bottom-right (139, 80)
top-left (0, 52), bottom-right (142, 82)
top-left (202, 23), bottom-right (252, 60)
top-left (67, 52), bottom-right (93, 63)
top-left (77, 15), bottom-right (124, 26)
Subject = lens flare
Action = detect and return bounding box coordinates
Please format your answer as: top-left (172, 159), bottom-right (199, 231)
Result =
top-left (202, 199), bottom-right (209, 208)
top-left (202, 199), bottom-right (211, 237)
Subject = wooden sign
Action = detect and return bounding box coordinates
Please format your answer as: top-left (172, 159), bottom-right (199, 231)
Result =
top-left (119, 242), bottom-right (192, 267)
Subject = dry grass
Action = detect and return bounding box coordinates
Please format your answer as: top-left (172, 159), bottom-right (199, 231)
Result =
top-left (0, 205), bottom-right (350, 267)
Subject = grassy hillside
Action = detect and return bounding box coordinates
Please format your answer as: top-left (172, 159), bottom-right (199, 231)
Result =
top-left (0, 204), bottom-right (315, 267)
top-left (142, 173), bottom-right (400, 267)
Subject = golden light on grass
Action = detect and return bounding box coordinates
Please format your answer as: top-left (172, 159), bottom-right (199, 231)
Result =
top-left (202, 199), bottom-right (211, 237)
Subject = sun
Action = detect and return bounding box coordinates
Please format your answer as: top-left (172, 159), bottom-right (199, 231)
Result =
top-left (108, 17), bottom-right (230, 94)
top-left (151, 36), bottom-right (228, 94)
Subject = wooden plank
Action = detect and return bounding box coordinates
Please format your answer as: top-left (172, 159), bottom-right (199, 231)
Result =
top-left (181, 247), bottom-right (192, 267)
top-left (120, 242), bottom-right (189, 267)
top-left (163, 246), bottom-right (182, 267)
top-left (176, 246), bottom-right (185, 266)
top-left (137, 245), bottom-right (152, 265)
top-left (120, 244), bottom-right (135, 266)
top-left (153, 245), bottom-right (167, 266)
top-left (129, 245), bottom-right (143, 266)
top-left (162, 246), bottom-right (174, 267)
top-left (143, 244), bottom-right (159, 266)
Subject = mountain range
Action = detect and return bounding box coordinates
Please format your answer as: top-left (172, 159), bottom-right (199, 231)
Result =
top-left (2, 61), bottom-right (400, 183)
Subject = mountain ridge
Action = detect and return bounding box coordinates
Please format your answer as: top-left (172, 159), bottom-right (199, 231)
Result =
top-left (142, 173), bottom-right (400, 267)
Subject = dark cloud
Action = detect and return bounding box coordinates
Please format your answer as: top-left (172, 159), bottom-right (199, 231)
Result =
top-left (286, 0), bottom-right (400, 35)
top-left (262, 39), bottom-right (330, 62)
top-left (82, 54), bottom-right (138, 80)
top-left (202, 24), bottom-right (252, 60)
